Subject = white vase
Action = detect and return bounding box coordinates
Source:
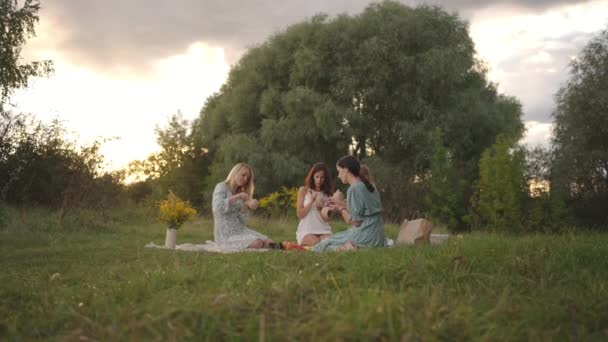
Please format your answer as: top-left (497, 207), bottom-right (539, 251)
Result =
top-left (165, 228), bottom-right (177, 249)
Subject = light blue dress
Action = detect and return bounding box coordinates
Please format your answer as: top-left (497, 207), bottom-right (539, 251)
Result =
top-left (312, 181), bottom-right (386, 252)
top-left (212, 182), bottom-right (269, 249)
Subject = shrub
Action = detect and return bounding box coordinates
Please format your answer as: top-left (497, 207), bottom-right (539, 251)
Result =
top-left (470, 135), bottom-right (526, 232)
top-left (258, 187), bottom-right (298, 218)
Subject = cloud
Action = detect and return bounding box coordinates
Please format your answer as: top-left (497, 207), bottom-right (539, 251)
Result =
top-left (521, 121), bottom-right (553, 148)
top-left (489, 31), bottom-right (597, 123)
top-left (12, 42), bottom-right (230, 170)
top-left (523, 51), bottom-right (554, 64)
top-left (35, 0), bottom-right (365, 72)
top-left (33, 0), bottom-right (585, 74)
top-left (470, 0), bottom-right (608, 123)
top-left (15, 0), bottom-right (605, 167)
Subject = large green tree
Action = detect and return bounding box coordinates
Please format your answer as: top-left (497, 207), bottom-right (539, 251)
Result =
top-left (128, 112), bottom-right (211, 207)
top-left (0, 1), bottom-right (126, 225)
top-left (194, 1), bottom-right (523, 223)
top-left (470, 135), bottom-right (526, 232)
top-left (0, 0), bottom-right (52, 110)
top-left (1, 0), bottom-right (53, 208)
top-left (552, 26), bottom-right (608, 226)
top-left (1, 0), bottom-right (52, 162)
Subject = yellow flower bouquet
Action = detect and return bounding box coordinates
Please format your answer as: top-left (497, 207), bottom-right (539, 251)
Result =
top-left (159, 191), bottom-right (196, 249)
top-left (159, 191), bottom-right (197, 229)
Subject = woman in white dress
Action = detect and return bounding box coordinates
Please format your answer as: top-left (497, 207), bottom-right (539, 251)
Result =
top-left (212, 163), bottom-right (273, 249)
top-left (296, 162), bottom-right (334, 246)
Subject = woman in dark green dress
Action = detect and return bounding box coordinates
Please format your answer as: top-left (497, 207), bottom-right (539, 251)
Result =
top-left (312, 155), bottom-right (386, 252)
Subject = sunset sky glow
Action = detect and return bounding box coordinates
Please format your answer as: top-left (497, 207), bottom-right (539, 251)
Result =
top-left (9, 0), bottom-right (608, 170)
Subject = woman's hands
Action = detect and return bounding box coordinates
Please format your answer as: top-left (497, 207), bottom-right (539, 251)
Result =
top-left (245, 198), bottom-right (259, 210)
top-left (326, 200), bottom-right (349, 223)
top-left (307, 191), bottom-right (324, 209)
top-left (312, 192), bottom-right (325, 209)
top-left (230, 192), bottom-right (250, 205)
top-left (296, 187), bottom-right (327, 219)
top-left (327, 193), bottom-right (345, 212)
top-left (232, 192), bottom-right (259, 212)
top-left (328, 202), bottom-right (346, 213)
top-left (328, 190), bottom-right (345, 208)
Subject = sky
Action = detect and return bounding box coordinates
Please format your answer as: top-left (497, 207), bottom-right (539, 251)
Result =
top-left (9, 0), bottom-right (608, 171)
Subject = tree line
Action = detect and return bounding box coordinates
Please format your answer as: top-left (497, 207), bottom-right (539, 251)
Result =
top-left (1, 0), bottom-right (606, 231)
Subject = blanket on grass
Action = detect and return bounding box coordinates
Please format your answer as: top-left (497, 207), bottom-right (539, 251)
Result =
top-left (145, 236), bottom-right (450, 254)
top-left (145, 240), bottom-right (269, 253)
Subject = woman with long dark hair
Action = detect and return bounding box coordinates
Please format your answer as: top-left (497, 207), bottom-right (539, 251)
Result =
top-left (312, 155), bottom-right (386, 252)
top-left (296, 162), bottom-right (334, 246)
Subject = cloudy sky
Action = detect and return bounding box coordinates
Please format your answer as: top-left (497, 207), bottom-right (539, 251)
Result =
top-left (10, 0), bottom-right (608, 171)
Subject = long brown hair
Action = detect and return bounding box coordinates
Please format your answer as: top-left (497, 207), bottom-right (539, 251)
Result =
top-left (304, 162), bottom-right (333, 196)
top-left (360, 164), bottom-right (375, 185)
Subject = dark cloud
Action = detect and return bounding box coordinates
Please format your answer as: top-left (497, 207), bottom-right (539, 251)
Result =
top-left (493, 66), bottom-right (563, 122)
top-left (34, 0), bottom-right (594, 125)
top-left (490, 31), bottom-right (595, 123)
top-left (42, 0), bottom-right (372, 71)
top-left (40, 0), bottom-right (583, 71)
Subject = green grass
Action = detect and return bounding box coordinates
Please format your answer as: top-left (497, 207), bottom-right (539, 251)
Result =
top-left (1, 210), bottom-right (607, 340)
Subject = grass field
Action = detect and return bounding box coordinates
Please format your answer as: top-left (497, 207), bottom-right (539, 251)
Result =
top-left (1, 209), bottom-right (607, 340)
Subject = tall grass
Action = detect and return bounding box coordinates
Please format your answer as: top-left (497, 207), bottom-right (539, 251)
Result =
top-left (0, 208), bottom-right (607, 340)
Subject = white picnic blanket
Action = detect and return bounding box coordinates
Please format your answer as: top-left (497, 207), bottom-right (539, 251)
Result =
top-left (430, 234), bottom-right (450, 244)
top-left (145, 240), bottom-right (269, 253)
top-left (145, 236), bottom-right (447, 254)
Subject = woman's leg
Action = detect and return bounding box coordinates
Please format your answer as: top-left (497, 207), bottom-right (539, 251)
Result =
top-left (337, 240), bottom-right (357, 251)
top-left (248, 239), bottom-right (265, 249)
top-left (319, 234), bottom-right (332, 241)
top-left (300, 234), bottom-right (321, 246)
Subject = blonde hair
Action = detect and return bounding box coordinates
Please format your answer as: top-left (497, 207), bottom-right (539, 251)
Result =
top-left (225, 163), bottom-right (254, 197)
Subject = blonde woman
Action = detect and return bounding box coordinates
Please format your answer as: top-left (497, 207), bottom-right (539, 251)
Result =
top-left (212, 163), bottom-right (273, 249)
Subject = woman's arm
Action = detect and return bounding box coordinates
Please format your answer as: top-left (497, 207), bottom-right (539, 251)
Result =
top-left (238, 205), bottom-right (251, 223)
top-left (212, 183), bottom-right (247, 215)
top-left (296, 186), bottom-right (317, 220)
top-left (212, 183), bottom-right (230, 214)
top-left (335, 187), bottom-right (363, 227)
top-left (336, 207), bottom-right (362, 226)
top-left (238, 198), bottom-right (259, 222)
top-left (230, 192), bottom-right (248, 204)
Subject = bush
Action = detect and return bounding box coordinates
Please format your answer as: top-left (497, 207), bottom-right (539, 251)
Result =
top-left (363, 157), bottom-right (429, 223)
top-left (0, 204), bottom-right (7, 230)
top-left (470, 135), bottom-right (526, 232)
top-left (0, 205), bottom-right (158, 232)
top-left (258, 187), bottom-right (298, 218)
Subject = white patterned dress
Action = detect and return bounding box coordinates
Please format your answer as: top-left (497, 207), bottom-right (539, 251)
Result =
top-left (212, 182), bottom-right (269, 249)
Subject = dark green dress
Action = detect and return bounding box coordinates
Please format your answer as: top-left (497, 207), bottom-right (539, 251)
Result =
top-left (312, 181), bottom-right (386, 252)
